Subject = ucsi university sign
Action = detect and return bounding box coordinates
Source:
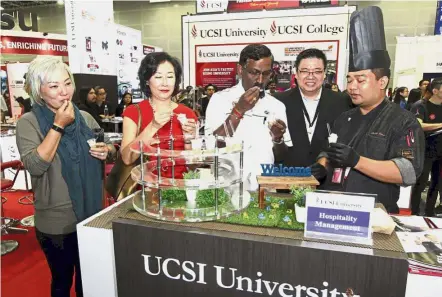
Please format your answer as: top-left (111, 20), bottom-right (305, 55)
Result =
top-left (191, 22), bottom-right (345, 39)
top-left (113, 217), bottom-right (409, 297)
top-left (1, 11), bottom-right (38, 31)
top-left (142, 254), bottom-right (359, 297)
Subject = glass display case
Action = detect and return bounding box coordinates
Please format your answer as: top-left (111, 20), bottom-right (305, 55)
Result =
top-left (129, 135), bottom-right (251, 222)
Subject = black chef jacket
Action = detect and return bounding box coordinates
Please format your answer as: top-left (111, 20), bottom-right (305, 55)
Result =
top-left (322, 100), bottom-right (425, 213)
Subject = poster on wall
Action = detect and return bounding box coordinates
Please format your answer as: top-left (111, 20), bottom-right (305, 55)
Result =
top-left (6, 63), bottom-right (30, 117)
top-left (115, 24), bottom-right (143, 103)
top-left (183, 6), bottom-right (355, 91)
top-left (64, 0), bottom-right (116, 75)
top-left (196, 41), bottom-right (338, 90)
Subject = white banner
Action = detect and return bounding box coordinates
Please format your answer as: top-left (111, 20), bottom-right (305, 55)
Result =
top-left (183, 6), bottom-right (356, 90)
top-left (64, 0), bottom-right (116, 75)
top-left (6, 63), bottom-right (29, 117)
top-left (393, 35), bottom-right (442, 89)
top-left (115, 24), bottom-right (143, 102)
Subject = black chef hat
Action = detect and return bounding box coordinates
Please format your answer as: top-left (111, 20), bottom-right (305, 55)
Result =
top-left (348, 6), bottom-right (391, 72)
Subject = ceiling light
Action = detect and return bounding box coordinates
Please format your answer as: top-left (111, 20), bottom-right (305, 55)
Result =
top-left (57, 0), bottom-right (64, 5)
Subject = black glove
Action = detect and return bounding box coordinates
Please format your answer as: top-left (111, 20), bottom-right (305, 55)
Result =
top-left (327, 143), bottom-right (360, 168)
top-left (310, 162), bottom-right (327, 181)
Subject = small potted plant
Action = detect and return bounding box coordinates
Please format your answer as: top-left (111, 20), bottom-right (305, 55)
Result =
top-left (183, 170), bottom-right (201, 207)
top-left (291, 186), bottom-right (309, 223)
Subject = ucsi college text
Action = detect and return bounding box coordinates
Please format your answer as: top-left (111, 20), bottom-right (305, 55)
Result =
top-left (198, 24), bottom-right (344, 39)
top-left (142, 254), bottom-right (360, 297)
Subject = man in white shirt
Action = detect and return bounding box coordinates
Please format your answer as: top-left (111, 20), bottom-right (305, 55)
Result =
top-left (205, 44), bottom-right (292, 190)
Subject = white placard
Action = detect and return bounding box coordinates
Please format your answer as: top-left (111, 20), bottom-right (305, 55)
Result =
top-left (305, 191), bottom-right (375, 245)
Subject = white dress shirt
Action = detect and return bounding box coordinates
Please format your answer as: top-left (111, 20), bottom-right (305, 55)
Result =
top-left (205, 82), bottom-right (292, 190)
top-left (299, 89), bottom-right (322, 143)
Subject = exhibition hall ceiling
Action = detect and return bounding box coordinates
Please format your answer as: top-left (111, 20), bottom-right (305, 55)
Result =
top-left (1, 1), bottom-right (58, 9)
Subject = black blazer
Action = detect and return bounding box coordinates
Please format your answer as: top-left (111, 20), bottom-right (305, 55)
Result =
top-left (274, 87), bottom-right (352, 167)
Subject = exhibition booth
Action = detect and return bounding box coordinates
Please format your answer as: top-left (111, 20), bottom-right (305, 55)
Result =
top-left (1, 1), bottom-right (442, 297)
top-left (74, 3), bottom-right (441, 297)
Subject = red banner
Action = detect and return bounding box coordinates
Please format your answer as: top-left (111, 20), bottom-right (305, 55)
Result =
top-left (196, 62), bottom-right (237, 90)
top-left (0, 36), bottom-right (68, 56)
top-left (227, 0), bottom-right (338, 12)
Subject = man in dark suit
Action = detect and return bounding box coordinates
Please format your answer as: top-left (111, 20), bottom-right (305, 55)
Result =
top-left (274, 48), bottom-right (351, 182)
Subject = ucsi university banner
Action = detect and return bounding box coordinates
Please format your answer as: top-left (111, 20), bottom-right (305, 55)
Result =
top-left (196, 0), bottom-right (339, 14)
top-left (183, 6), bottom-right (355, 90)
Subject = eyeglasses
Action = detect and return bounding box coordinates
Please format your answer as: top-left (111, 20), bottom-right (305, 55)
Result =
top-left (243, 67), bottom-right (273, 79)
top-left (298, 70), bottom-right (324, 77)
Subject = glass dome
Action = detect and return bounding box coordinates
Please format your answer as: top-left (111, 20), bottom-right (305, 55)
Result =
top-left (129, 135), bottom-right (251, 222)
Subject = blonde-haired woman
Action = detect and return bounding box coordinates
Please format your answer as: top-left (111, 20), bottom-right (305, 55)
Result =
top-left (16, 56), bottom-right (114, 297)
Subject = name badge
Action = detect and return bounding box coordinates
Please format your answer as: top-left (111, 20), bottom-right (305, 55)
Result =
top-left (304, 191), bottom-right (375, 245)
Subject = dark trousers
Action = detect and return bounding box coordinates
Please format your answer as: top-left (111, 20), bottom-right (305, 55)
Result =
top-left (36, 229), bottom-right (83, 297)
top-left (411, 158), bottom-right (442, 216)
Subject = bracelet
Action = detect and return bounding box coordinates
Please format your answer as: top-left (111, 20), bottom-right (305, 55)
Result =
top-left (232, 107), bottom-right (244, 120)
top-left (272, 138), bottom-right (284, 144)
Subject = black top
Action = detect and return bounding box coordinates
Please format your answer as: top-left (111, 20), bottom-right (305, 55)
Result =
top-left (274, 87), bottom-right (352, 168)
top-left (324, 100), bottom-right (425, 213)
top-left (201, 96), bottom-right (210, 117)
top-left (78, 101), bottom-right (102, 127)
top-left (116, 102), bottom-right (132, 117)
top-left (411, 100), bottom-right (442, 158)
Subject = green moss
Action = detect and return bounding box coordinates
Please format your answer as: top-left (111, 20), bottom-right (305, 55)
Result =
top-left (160, 188), bottom-right (228, 208)
top-left (159, 190), bottom-right (306, 231)
top-left (196, 189), bottom-right (228, 207)
top-left (222, 194), bottom-right (304, 231)
top-left (161, 188), bottom-right (187, 203)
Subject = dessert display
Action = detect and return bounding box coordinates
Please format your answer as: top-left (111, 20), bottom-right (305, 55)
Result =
top-left (129, 135), bottom-right (251, 222)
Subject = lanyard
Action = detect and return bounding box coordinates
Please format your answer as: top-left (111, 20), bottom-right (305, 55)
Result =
top-left (301, 99), bottom-right (320, 128)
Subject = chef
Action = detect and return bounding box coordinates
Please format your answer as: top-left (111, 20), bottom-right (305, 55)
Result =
top-left (318, 6), bottom-right (425, 213)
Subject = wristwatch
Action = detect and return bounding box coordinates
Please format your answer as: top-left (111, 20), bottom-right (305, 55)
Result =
top-left (52, 124), bottom-right (65, 135)
top-left (272, 138), bottom-right (284, 144)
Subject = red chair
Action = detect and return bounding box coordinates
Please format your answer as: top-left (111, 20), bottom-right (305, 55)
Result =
top-left (1, 160), bottom-right (30, 256)
top-left (1, 160), bottom-right (33, 207)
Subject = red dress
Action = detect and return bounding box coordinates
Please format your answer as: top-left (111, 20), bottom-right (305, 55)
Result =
top-left (123, 100), bottom-right (197, 179)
